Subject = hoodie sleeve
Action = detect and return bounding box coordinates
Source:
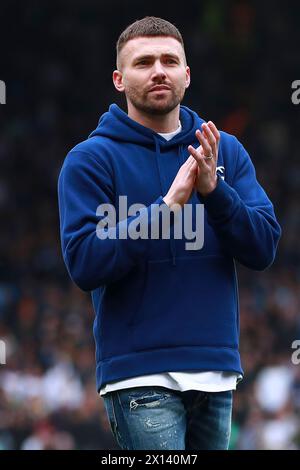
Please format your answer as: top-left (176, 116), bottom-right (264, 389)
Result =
top-left (198, 138), bottom-right (281, 270)
top-left (58, 150), bottom-right (170, 291)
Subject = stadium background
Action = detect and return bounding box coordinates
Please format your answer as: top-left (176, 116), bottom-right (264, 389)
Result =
top-left (0, 0), bottom-right (299, 449)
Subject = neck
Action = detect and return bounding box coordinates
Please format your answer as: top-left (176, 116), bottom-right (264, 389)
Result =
top-left (127, 103), bottom-right (180, 133)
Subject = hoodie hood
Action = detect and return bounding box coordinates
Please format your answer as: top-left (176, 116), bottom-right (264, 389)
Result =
top-left (89, 103), bottom-right (204, 148)
top-left (89, 103), bottom-right (206, 266)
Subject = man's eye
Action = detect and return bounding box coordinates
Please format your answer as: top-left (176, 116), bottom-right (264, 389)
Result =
top-left (136, 60), bottom-right (149, 66)
top-left (166, 59), bottom-right (177, 64)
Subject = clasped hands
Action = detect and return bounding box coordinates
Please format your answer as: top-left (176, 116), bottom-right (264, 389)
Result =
top-left (163, 121), bottom-right (220, 209)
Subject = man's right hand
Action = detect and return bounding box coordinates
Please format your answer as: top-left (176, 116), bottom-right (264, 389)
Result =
top-left (163, 156), bottom-right (198, 209)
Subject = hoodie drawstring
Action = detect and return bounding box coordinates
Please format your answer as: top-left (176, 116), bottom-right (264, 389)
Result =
top-left (154, 137), bottom-right (177, 266)
top-left (154, 138), bottom-right (165, 196)
top-left (179, 144), bottom-right (186, 166)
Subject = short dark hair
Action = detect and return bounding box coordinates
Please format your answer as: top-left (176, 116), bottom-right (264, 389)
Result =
top-left (116, 16), bottom-right (186, 69)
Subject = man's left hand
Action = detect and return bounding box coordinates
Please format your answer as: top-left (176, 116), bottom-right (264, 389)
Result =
top-left (188, 121), bottom-right (220, 197)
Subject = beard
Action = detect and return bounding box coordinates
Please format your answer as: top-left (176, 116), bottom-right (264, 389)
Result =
top-left (125, 83), bottom-right (186, 116)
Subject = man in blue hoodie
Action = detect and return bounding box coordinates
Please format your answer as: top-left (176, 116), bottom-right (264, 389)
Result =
top-left (58, 17), bottom-right (281, 450)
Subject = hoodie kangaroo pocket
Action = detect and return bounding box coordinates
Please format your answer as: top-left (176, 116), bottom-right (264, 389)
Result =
top-left (130, 255), bottom-right (238, 352)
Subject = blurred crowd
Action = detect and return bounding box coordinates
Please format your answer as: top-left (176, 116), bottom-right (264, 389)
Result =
top-left (0, 0), bottom-right (299, 449)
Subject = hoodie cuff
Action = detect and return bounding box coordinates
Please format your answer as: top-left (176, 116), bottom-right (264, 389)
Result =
top-left (153, 195), bottom-right (176, 228)
top-left (196, 176), bottom-right (239, 223)
top-left (122, 195), bottom-right (176, 261)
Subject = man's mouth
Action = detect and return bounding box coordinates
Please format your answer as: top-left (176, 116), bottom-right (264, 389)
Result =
top-left (149, 85), bottom-right (171, 92)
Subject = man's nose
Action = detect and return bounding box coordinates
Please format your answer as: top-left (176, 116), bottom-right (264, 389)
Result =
top-left (151, 60), bottom-right (167, 79)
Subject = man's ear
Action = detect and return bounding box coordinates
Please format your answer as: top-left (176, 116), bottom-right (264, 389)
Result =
top-left (185, 66), bottom-right (191, 89)
top-left (113, 70), bottom-right (125, 92)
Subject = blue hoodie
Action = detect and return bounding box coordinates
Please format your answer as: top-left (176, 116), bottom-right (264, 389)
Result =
top-left (58, 104), bottom-right (281, 391)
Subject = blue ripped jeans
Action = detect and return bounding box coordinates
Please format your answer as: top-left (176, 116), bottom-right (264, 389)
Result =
top-left (102, 386), bottom-right (233, 450)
